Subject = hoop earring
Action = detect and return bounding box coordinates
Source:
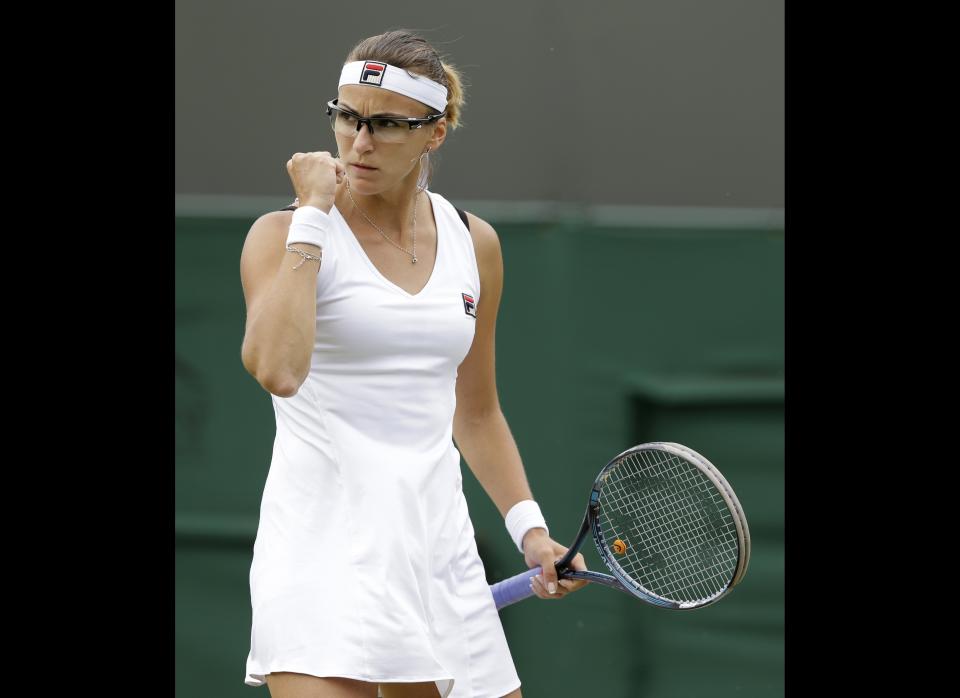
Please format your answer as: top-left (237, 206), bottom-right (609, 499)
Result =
top-left (410, 146), bottom-right (431, 164)
top-left (416, 148), bottom-right (431, 191)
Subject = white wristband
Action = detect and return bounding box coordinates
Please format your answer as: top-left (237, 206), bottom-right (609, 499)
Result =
top-left (287, 206), bottom-right (332, 249)
top-left (505, 500), bottom-right (549, 553)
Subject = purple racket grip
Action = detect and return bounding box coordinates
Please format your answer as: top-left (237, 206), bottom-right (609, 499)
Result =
top-left (490, 566), bottom-right (543, 610)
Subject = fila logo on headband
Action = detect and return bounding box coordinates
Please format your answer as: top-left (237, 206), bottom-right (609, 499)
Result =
top-left (360, 61), bottom-right (387, 86)
top-left (462, 293), bottom-right (477, 318)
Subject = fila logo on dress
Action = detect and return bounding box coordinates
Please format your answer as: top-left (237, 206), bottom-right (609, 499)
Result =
top-left (462, 293), bottom-right (477, 318)
top-left (360, 62), bottom-right (387, 86)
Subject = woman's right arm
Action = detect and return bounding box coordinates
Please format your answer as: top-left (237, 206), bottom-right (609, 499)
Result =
top-left (239, 151), bottom-right (344, 397)
top-left (239, 211), bottom-right (321, 397)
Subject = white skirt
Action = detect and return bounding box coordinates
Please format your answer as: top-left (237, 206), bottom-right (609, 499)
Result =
top-left (244, 430), bottom-right (521, 697)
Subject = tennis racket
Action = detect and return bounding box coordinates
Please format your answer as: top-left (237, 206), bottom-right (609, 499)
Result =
top-left (490, 442), bottom-right (750, 610)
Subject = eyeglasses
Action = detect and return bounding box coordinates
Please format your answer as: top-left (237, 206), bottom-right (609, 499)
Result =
top-left (326, 99), bottom-right (444, 144)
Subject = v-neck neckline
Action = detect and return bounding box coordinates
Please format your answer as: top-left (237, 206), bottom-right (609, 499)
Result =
top-left (332, 191), bottom-right (441, 299)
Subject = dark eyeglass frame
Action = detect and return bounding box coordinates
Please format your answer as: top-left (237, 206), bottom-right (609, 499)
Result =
top-left (325, 99), bottom-right (445, 135)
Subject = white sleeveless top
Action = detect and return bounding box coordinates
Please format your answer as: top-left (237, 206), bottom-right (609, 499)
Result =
top-left (245, 191), bottom-right (521, 697)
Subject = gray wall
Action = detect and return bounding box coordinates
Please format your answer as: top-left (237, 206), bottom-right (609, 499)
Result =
top-left (175, 0), bottom-right (783, 207)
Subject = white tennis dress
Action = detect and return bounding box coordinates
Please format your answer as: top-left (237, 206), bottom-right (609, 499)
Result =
top-left (244, 191), bottom-right (522, 698)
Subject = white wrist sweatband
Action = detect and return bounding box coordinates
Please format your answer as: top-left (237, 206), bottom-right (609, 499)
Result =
top-left (287, 206), bottom-right (333, 249)
top-left (505, 500), bottom-right (549, 553)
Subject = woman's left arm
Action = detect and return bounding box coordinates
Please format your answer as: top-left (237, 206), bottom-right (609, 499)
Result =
top-left (453, 213), bottom-right (587, 600)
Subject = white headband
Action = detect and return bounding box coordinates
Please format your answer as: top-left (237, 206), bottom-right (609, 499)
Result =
top-left (338, 60), bottom-right (448, 113)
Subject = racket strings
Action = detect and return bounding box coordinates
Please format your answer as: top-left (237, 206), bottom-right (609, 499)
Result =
top-left (619, 452), bottom-right (738, 600)
top-left (603, 462), bottom-right (733, 602)
top-left (634, 453), bottom-right (738, 598)
top-left (621, 452), bottom-right (738, 601)
top-left (598, 450), bottom-right (739, 604)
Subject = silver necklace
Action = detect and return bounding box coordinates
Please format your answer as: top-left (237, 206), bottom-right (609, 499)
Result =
top-left (345, 178), bottom-right (421, 264)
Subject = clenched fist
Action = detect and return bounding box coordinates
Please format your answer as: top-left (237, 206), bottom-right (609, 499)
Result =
top-left (286, 152), bottom-right (346, 214)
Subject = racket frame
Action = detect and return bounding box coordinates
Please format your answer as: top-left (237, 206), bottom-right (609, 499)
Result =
top-left (587, 442), bottom-right (751, 609)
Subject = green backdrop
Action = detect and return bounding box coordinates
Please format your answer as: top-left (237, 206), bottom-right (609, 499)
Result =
top-left (176, 200), bottom-right (784, 697)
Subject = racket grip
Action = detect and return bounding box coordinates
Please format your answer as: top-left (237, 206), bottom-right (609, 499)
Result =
top-left (490, 566), bottom-right (542, 610)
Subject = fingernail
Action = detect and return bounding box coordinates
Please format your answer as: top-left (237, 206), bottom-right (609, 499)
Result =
top-left (548, 582), bottom-right (557, 594)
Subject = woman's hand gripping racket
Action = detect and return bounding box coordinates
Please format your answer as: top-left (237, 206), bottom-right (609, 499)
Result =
top-left (490, 442), bottom-right (751, 610)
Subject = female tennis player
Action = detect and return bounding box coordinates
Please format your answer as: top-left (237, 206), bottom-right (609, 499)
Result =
top-left (239, 29), bottom-right (587, 698)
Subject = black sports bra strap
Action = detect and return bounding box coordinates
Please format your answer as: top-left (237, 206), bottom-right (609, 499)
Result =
top-left (455, 207), bottom-right (470, 231)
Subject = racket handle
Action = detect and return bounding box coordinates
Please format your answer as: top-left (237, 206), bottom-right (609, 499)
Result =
top-left (490, 566), bottom-right (542, 610)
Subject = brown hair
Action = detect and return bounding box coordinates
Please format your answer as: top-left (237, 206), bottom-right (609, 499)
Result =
top-left (345, 30), bottom-right (466, 130)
